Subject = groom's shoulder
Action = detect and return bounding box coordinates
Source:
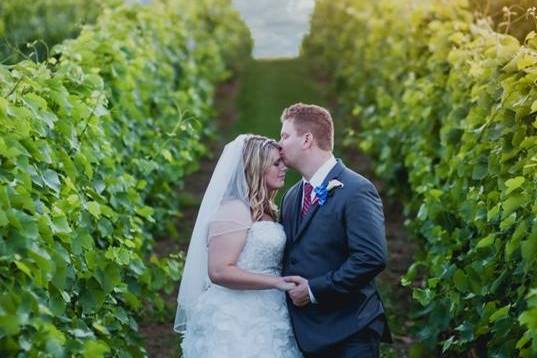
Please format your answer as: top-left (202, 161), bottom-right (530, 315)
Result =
top-left (284, 180), bottom-right (302, 195)
top-left (281, 181), bottom-right (301, 205)
top-left (340, 166), bottom-right (377, 192)
top-left (289, 180), bottom-right (302, 192)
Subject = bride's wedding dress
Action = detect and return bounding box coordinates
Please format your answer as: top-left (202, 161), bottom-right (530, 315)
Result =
top-left (180, 219), bottom-right (302, 358)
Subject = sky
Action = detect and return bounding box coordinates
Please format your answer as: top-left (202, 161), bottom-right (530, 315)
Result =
top-left (231, 0), bottom-right (316, 59)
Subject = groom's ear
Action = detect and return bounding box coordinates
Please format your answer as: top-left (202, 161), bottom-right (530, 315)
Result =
top-left (303, 132), bottom-right (315, 149)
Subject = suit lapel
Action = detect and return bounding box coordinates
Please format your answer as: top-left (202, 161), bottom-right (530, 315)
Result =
top-left (293, 159), bottom-right (345, 243)
top-left (283, 182), bottom-right (301, 244)
top-left (292, 182), bottom-right (303, 239)
top-left (294, 199), bottom-right (320, 242)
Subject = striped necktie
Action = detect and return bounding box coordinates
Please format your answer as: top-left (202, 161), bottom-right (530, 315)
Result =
top-left (301, 182), bottom-right (315, 217)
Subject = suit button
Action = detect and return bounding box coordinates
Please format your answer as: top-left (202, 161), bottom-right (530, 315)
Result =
top-left (290, 258), bottom-right (297, 265)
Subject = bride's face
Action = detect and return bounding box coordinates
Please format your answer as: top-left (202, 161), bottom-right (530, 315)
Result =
top-left (264, 148), bottom-right (287, 191)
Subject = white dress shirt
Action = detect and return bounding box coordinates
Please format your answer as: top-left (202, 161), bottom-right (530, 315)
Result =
top-left (301, 155), bottom-right (338, 208)
top-left (301, 155), bottom-right (337, 304)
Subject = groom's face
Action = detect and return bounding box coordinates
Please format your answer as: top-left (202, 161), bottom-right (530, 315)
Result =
top-left (279, 119), bottom-right (303, 168)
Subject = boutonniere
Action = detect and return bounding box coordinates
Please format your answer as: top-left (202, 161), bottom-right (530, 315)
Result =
top-left (314, 179), bottom-right (344, 206)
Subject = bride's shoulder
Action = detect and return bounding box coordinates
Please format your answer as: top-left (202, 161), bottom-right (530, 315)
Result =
top-left (214, 199), bottom-right (251, 223)
top-left (219, 199), bottom-right (249, 211)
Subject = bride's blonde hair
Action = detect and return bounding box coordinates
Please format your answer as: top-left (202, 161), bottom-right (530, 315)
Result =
top-left (242, 135), bottom-right (281, 222)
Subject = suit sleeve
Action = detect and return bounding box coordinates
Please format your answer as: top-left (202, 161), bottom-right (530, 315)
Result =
top-left (308, 181), bottom-right (387, 303)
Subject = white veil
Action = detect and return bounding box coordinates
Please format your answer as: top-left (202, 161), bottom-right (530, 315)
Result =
top-left (174, 134), bottom-right (251, 333)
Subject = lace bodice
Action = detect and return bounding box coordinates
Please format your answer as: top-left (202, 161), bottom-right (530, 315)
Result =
top-left (236, 221), bottom-right (286, 276)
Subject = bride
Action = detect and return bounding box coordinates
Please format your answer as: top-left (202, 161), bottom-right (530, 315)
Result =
top-left (174, 134), bottom-right (303, 358)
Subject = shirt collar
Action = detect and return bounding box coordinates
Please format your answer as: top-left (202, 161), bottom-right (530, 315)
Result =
top-left (302, 155), bottom-right (337, 188)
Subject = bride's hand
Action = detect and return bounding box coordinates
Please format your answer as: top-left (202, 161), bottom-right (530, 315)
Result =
top-left (274, 277), bottom-right (297, 291)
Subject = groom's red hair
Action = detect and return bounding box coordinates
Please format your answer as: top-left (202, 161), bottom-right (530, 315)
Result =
top-left (280, 103), bottom-right (334, 151)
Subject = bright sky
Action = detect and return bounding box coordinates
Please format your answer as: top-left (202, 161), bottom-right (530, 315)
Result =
top-left (232, 0), bottom-right (316, 59)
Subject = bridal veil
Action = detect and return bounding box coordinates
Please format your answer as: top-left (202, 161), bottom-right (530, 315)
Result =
top-left (174, 134), bottom-right (253, 333)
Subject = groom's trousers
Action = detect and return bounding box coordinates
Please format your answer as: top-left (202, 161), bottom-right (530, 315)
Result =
top-left (303, 330), bottom-right (380, 358)
top-left (302, 316), bottom-right (383, 358)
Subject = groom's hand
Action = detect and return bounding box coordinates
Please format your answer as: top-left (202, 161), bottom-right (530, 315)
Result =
top-left (284, 276), bottom-right (310, 307)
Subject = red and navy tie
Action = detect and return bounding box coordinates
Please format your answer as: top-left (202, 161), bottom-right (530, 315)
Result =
top-left (301, 182), bottom-right (317, 217)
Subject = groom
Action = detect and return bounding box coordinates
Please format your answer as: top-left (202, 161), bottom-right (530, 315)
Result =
top-left (278, 103), bottom-right (392, 357)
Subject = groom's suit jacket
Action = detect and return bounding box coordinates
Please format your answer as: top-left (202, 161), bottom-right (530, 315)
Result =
top-left (280, 159), bottom-right (392, 353)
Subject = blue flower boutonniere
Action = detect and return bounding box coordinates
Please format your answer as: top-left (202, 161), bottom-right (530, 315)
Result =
top-left (314, 179), bottom-right (344, 206)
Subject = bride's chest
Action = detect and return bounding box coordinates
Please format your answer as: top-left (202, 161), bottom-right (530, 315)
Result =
top-left (237, 222), bottom-right (286, 265)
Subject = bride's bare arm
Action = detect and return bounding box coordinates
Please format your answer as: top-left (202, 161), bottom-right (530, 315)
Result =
top-left (207, 228), bottom-right (294, 291)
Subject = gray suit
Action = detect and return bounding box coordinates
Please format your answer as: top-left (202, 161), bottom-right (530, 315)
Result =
top-left (280, 159), bottom-right (392, 355)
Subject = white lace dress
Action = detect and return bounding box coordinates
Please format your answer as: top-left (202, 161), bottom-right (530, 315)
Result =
top-left (180, 220), bottom-right (302, 358)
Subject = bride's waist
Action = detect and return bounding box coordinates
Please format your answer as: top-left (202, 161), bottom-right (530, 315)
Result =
top-left (195, 282), bottom-right (288, 314)
top-left (206, 283), bottom-right (285, 298)
top-left (237, 266), bottom-right (281, 276)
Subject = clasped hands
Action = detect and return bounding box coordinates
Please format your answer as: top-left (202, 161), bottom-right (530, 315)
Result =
top-left (276, 275), bottom-right (311, 307)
